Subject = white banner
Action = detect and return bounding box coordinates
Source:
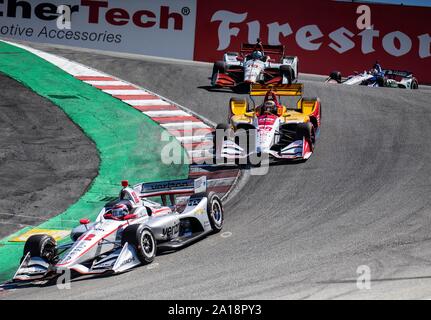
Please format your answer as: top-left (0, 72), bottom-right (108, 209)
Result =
top-left (0, 0), bottom-right (197, 59)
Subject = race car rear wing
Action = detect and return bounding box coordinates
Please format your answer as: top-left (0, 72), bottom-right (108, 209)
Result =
top-left (241, 43), bottom-right (285, 57)
top-left (139, 176), bottom-right (207, 198)
top-left (250, 83), bottom-right (304, 96)
top-left (384, 69), bottom-right (413, 78)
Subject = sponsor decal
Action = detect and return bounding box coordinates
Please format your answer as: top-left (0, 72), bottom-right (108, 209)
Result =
top-left (142, 179), bottom-right (194, 194)
top-left (119, 256), bottom-right (135, 268)
top-left (162, 222), bottom-right (180, 238)
top-left (194, 0), bottom-right (430, 83)
top-left (188, 199), bottom-right (200, 207)
top-left (94, 259), bottom-right (116, 269)
top-left (0, 0), bottom-right (197, 59)
top-left (0, 0), bottom-right (186, 30)
top-left (60, 242), bottom-right (86, 264)
top-left (195, 208), bottom-right (206, 215)
top-left (9, 229), bottom-right (70, 242)
top-left (193, 175), bottom-right (207, 193)
top-left (131, 191), bottom-right (140, 204)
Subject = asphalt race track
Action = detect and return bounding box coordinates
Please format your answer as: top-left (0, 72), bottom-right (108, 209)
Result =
top-left (0, 72), bottom-right (98, 239)
top-left (3, 43), bottom-right (431, 299)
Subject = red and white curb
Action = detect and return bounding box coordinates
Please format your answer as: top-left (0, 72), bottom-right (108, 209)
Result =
top-left (2, 40), bottom-right (240, 199)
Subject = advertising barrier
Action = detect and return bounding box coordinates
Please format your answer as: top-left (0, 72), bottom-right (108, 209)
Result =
top-left (194, 0), bottom-right (431, 83)
top-left (0, 0), bottom-right (197, 59)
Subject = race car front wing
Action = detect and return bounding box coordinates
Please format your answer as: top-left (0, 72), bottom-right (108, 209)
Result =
top-left (217, 137), bottom-right (312, 161)
top-left (13, 242), bottom-right (142, 283)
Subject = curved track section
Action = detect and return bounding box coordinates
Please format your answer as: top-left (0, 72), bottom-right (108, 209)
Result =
top-left (0, 72), bottom-right (98, 239)
top-left (3, 44), bottom-right (431, 299)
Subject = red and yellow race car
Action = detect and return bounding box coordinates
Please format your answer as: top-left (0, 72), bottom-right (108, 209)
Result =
top-left (214, 84), bottom-right (321, 163)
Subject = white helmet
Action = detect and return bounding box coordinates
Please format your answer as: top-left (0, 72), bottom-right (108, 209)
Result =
top-left (252, 51), bottom-right (263, 60)
top-left (263, 100), bottom-right (277, 114)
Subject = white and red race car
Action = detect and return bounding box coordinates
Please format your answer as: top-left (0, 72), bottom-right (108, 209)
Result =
top-left (211, 41), bottom-right (299, 91)
top-left (12, 177), bottom-right (223, 283)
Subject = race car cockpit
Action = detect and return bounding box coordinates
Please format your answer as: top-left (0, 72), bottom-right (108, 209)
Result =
top-left (255, 90), bottom-right (284, 116)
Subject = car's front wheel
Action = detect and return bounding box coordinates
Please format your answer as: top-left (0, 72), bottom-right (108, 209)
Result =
top-left (21, 234), bottom-right (57, 264)
top-left (207, 192), bottom-right (224, 233)
top-left (122, 225), bottom-right (156, 264)
top-left (296, 122), bottom-right (315, 150)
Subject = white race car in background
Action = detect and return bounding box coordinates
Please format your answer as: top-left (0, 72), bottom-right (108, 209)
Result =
top-left (13, 177), bottom-right (223, 283)
top-left (326, 68), bottom-right (419, 89)
top-left (211, 41), bottom-right (299, 91)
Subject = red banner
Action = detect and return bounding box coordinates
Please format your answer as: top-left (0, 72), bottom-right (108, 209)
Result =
top-left (194, 0), bottom-right (431, 84)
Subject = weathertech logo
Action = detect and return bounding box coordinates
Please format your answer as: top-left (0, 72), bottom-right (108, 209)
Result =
top-left (0, 0), bottom-right (186, 30)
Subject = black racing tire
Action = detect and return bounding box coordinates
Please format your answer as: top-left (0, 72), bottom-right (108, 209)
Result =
top-left (211, 61), bottom-right (228, 87)
top-left (411, 79), bottom-right (419, 90)
top-left (214, 123), bottom-right (230, 164)
top-left (215, 123), bottom-right (230, 133)
top-left (280, 65), bottom-right (293, 84)
top-left (213, 61), bottom-right (227, 74)
top-left (214, 123), bottom-right (230, 144)
top-left (329, 71), bottom-right (342, 83)
top-left (216, 123), bottom-right (230, 130)
top-left (376, 75), bottom-right (387, 87)
top-left (248, 153), bottom-right (262, 167)
top-left (207, 192), bottom-right (224, 233)
top-left (296, 122), bottom-right (315, 146)
top-left (121, 225), bottom-right (156, 264)
top-left (21, 234), bottom-right (57, 264)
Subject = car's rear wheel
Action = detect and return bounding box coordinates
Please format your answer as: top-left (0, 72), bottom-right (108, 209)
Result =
top-left (280, 65), bottom-right (293, 84)
top-left (376, 75), bottom-right (387, 87)
top-left (21, 234), bottom-right (57, 264)
top-left (122, 225), bottom-right (156, 264)
top-left (207, 192), bottom-right (224, 233)
top-left (211, 61), bottom-right (227, 86)
top-left (329, 71), bottom-right (342, 83)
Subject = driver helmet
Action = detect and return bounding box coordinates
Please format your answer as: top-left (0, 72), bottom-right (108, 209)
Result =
top-left (263, 100), bottom-right (277, 114)
top-left (252, 50), bottom-right (263, 60)
top-left (372, 61), bottom-right (382, 75)
top-left (112, 203), bottom-right (129, 219)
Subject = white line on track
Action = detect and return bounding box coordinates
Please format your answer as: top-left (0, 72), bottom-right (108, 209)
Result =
top-left (161, 122), bottom-right (210, 129)
top-left (84, 80), bottom-right (128, 86)
top-left (143, 110), bottom-right (191, 118)
top-left (102, 89), bottom-right (149, 95)
top-left (124, 99), bottom-right (171, 106)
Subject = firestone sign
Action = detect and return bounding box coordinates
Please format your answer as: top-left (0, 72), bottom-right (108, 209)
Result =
top-left (193, 0), bottom-right (430, 84)
top-left (210, 10), bottom-right (430, 59)
top-left (0, 0), bottom-right (197, 59)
